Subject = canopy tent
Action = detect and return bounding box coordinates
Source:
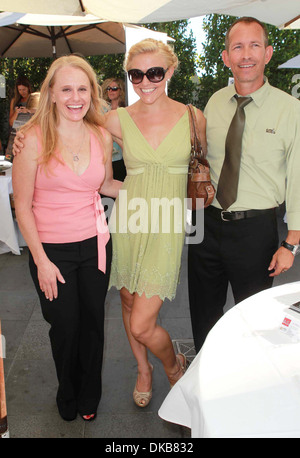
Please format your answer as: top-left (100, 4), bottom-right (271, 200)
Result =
top-left (0, 0), bottom-right (299, 29)
top-left (278, 55), bottom-right (300, 69)
top-left (0, 12), bottom-right (162, 58)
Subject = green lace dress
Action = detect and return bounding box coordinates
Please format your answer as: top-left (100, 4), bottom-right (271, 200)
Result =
top-left (108, 107), bottom-right (190, 300)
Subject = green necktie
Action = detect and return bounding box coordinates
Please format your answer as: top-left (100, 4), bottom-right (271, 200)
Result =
top-left (216, 95), bottom-right (252, 210)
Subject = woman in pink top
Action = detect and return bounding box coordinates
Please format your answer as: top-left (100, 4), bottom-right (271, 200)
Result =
top-left (12, 55), bottom-right (122, 422)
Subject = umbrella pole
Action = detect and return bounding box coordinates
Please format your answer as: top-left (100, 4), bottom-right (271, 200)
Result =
top-left (50, 26), bottom-right (57, 59)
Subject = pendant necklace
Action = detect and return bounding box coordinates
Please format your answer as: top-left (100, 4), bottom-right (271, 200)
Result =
top-left (60, 127), bottom-right (86, 162)
top-left (71, 151), bottom-right (80, 162)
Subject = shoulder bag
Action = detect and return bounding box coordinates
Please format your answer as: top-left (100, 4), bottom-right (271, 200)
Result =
top-left (187, 104), bottom-right (215, 210)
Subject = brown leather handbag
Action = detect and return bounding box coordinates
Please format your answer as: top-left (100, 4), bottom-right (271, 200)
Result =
top-left (187, 104), bottom-right (215, 210)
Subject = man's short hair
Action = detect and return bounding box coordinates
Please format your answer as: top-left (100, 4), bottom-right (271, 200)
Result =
top-left (225, 16), bottom-right (269, 51)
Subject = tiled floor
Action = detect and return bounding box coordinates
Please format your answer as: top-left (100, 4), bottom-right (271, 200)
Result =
top-left (1, 209), bottom-right (299, 438)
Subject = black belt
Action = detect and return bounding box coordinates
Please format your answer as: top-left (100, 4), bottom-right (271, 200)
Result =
top-left (205, 206), bottom-right (275, 221)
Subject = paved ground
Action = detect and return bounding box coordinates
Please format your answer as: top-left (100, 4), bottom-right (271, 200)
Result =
top-left (1, 207), bottom-right (299, 438)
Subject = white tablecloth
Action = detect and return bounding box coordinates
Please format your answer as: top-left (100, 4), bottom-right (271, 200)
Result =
top-left (159, 282), bottom-right (300, 438)
top-left (0, 169), bottom-right (25, 255)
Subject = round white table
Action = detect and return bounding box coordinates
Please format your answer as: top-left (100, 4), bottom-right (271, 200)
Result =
top-left (159, 282), bottom-right (300, 438)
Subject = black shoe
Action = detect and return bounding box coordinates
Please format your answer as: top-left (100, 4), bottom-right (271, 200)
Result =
top-left (59, 410), bottom-right (77, 421)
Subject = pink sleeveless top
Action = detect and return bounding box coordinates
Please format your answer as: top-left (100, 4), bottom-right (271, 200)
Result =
top-left (32, 129), bottom-right (109, 273)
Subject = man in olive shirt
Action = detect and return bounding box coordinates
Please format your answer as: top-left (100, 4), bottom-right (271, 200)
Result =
top-left (188, 17), bottom-right (300, 352)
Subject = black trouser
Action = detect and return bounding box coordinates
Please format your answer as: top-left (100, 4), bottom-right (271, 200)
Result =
top-left (188, 207), bottom-right (278, 353)
top-left (29, 236), bottom-right (112, 419)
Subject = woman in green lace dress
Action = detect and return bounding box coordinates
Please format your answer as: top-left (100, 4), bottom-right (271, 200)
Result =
top-left (105, 39), bottom-right (206, 407)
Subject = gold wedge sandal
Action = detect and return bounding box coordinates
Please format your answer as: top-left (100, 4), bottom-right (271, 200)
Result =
top-left (167, 353), bottom-right (187, 388)
top-left (133, 364), bottom-right (153, 408)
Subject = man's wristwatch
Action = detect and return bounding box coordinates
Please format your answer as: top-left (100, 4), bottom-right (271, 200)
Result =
top-left (281, 241), bottom-right (300, 256)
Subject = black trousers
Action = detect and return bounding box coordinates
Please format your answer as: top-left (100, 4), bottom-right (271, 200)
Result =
top-left (188, 208), bottom-right (278, 353)
top-left (29, 236), bottom-right (112, 419)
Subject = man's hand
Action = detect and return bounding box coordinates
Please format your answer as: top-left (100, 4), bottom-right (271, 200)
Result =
top-left (12, 131), bottom-right (25, 156)
top-left (268, 246), bottom-right (294, 276)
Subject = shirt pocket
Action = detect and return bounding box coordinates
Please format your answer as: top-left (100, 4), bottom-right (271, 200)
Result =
top-left (244, 122), bottom-right (285, 166)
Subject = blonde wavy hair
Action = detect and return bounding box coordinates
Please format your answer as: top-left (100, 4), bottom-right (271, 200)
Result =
top-left (124, 38), bottom-right (179, 72)
top-left (101, 77), bottom-right (126, 107)
top-left (21, 55), bottom-right (107, 167)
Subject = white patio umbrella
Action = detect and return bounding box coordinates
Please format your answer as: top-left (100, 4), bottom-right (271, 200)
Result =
top-left (278, 55), bottom-right (300, 69)
top-left (0, 12), bottom-right (149, 58)
top-left (0, 0), bottom-right (299, 29)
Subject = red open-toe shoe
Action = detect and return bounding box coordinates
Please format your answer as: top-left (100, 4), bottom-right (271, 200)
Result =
top-left (81, 413), bottom-right (97, 422)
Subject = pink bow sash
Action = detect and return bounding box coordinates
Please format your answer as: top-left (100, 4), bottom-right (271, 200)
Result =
top-left (93, 191), bottom-right (110, 273)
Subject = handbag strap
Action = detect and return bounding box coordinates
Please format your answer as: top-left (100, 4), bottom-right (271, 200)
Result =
top-left (186, 104), bottom-right (202, 157)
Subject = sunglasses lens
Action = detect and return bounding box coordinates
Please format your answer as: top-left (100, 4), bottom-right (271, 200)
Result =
top-left (128, 69), bottom-right (144, 84)
top-left (128, 67), bottom-right (167, 84)
top-left (107, 86), bottom-right (119, 91)
top-left (147, 67), bottom-right (166, 82)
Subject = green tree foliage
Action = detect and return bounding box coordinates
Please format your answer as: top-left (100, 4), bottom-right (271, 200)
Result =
top-left (196, 14), bottom-right (300, 110)
top-left (87, 54), bottom-right (124, 81)
top-left (196, 15), bottom-right (233, 109)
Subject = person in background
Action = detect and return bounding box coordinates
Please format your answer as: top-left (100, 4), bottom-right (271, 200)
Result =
top-left (12, 55), bottom-right (122, 422)
top-left (26, 92), bottom-right (40, 114)
top-left (102, 77), bottom-right (126, 182)
top-left (188, 16), bottom-right (300, 353)
top-left (9, 75), bottom-right (32, 127)
top-left (102, 77), bottom-right (126, 110)
top-left (5, 92), bottom-right (41, 162)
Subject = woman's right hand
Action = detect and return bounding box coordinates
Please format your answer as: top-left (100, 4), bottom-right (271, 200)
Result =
top-left (37, 258), bottom-right (65, 301)
top-left (12, 131), bottom-right (25, 156)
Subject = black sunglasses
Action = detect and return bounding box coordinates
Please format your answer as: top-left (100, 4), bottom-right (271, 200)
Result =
top-left (127, 67), bottom-right (168, 84)
top-left (106, 86), bottom-right (120, 91)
